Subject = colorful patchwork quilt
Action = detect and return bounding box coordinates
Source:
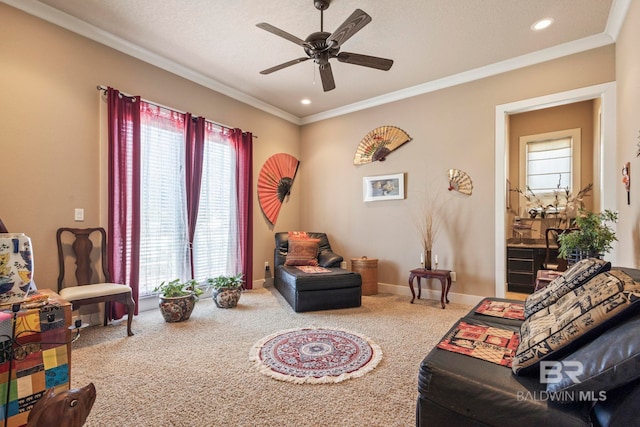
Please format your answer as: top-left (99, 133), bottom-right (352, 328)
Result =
top-left (0, 303), bottom-right (69, 427)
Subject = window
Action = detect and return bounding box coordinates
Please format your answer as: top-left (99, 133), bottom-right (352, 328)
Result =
top-left (192, 123), bottom-right (238, 282)
top-left (136, 103), bottom-right (237, 296)
top-left (138, 104), bottom-right (189, 296)
top-left (519, 128), bottom-right (581, 206)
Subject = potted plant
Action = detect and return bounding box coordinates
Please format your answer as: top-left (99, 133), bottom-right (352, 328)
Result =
top-left (206, 273), bottom-right (244, 308)
top-left (153, 279), bottom-right (204, 322)
top-left (557, 209), bottom-right (618, 264)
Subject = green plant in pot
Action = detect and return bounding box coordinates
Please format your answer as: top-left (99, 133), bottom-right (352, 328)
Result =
top-left (207, 273), bottom-right (243, 308)
top-left (557, 209), bottom-right (618, 264)
top-left (154, 278), bottom-right (204, 322)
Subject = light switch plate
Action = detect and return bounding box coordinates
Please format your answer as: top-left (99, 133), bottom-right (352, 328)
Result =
top-left (74, 208), bottom-right (84, 221)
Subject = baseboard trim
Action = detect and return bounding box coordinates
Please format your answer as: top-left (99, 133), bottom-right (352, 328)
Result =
top-left (377, 282), bottom-right (484, 307)
top-left (252, 279), bottom-right (484, 306)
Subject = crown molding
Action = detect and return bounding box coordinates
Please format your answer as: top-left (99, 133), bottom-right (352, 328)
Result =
top-left (1, 0), bottom-right (302, 125)
top-left (3, 0), bottom-right (627, 127)
top-left (604, 0), bottom-right (632, 40)
top-left (300, 32), bottom-right (614, 124)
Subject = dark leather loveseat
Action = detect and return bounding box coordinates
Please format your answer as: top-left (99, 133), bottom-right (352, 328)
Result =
top-left (417, 265), bottom-right (640, 427)
top-left (273, 232), bottom-right (361, 312)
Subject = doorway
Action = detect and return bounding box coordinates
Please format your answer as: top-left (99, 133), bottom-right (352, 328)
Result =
top-left (494, 82), bottom-right (617, 298)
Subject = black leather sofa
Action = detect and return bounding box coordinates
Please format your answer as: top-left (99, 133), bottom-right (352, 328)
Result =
top-left (417, 266), bottom-right (640, 427)
top-left (273, 232), bottom-right (361, 312)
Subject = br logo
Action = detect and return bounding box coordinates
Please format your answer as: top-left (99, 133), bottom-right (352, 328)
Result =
top-left (540, 361), bottom-right (584, 384)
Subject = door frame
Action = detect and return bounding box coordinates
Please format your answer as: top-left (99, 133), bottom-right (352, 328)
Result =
top-left (494, 82), bottom-right (617, 298)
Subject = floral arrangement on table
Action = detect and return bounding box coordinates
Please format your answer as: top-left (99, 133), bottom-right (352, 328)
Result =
top-left (511, 175), bottom-right (593, 229)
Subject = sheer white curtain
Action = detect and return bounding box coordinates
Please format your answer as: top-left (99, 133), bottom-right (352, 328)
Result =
top-left (138, 102), bottom-right (190, 293)
top-left (192, 123), bottom-right (238, 281)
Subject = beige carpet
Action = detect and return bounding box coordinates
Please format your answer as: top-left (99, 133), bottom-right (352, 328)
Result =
top-left (71, 287), bottom-right (471, 427)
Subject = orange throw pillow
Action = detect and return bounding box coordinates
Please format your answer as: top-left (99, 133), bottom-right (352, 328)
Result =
top-left (285, 238), bottom-right (320, 266)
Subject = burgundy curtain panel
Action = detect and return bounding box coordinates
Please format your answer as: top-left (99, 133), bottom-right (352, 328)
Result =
top-left (185, 115), bottom-right (205, 277)
top-left (107, 86), bottom-right (253, 301)
top-left (232, 129), bottom-right (254, 289)
top-left (107, 87), bottom-right (141, 318)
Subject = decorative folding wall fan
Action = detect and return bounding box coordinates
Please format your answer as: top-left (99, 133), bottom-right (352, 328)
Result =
top-left (448, 169), bottom-right (473, 196)
top-left (258, 153), bottom-right (300, 225)
top-left (353, 126), bottom-right (412, 165)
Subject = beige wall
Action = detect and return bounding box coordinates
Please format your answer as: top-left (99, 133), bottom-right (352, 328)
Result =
top-left (300, 47), bottom-right (615, 298)
top-left (616, 0), bottom-right (640, 267)
top-left (0, 4), bottom-right (300, 289)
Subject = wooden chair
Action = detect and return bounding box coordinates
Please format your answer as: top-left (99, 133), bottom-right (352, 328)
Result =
top-left (543, 227), bottom-right (579, 271)
top-left (56, 227), bottom-right (134, 336)
top-left (534, 227), bottom-right (579, 292)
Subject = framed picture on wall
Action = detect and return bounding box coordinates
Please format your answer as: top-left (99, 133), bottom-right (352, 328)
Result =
top-left (363, 173), bottom-right (405, 202)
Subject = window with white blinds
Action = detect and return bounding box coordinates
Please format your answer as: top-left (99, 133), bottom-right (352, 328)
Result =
top-left (519, 128), bottom-right (581, 205)
top-left (526, 137), bottom-right (572, 193)
top-left (137, 103), bottom-right (237, 296)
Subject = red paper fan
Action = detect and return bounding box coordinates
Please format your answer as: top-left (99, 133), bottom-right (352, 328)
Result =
top-left (258, 153), bottom-right (300, 225)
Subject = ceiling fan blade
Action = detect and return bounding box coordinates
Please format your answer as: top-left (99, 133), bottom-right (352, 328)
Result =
top-left (260, 57), bottom-right (310, 74)
top-left (336, 52), bottom-right (393, 71)
top-left (326, 9), bottom-right (372, 48)
top-left (256, 23), bottom-right (310, 48)
top-left (319, 63), bottom-right (336, 92)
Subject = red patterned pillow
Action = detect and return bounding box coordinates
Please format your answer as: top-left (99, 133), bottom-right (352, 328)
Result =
top-left (285, 238), bottom-right (320, 266)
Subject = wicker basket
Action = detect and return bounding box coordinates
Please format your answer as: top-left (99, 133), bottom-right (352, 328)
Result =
top-left (351, 257), bottom-right (378, 296)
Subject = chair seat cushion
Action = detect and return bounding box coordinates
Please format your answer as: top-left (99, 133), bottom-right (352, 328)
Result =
top-left (59, 283), bottom-right (131, 300)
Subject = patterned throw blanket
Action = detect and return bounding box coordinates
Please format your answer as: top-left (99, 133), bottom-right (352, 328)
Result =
top-left (437, 321), bottom-right (520, 367)
top-left (296, 266), bottom-right (332, 273)
top-left (474, 299), bottom-right (525, 320)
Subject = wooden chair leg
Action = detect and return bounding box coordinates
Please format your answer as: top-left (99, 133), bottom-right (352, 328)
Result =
top-left (125, 293), bottom-right (135, 337)
top-left (103, 302), bottom-right (110, 327)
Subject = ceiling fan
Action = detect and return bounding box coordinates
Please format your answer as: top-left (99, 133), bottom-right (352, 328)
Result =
top-left (256, 0), bottom-right (394, 92)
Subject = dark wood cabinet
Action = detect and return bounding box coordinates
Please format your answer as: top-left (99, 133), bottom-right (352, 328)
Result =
top-left (507, 246), bottom-right (558, 294)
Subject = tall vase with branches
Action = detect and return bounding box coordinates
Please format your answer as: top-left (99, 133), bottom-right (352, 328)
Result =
top-left (414, 191), bottom-right (441, 270)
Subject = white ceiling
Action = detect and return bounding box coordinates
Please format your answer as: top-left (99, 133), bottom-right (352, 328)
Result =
top-left (4, 0), bottom-right (629, 124)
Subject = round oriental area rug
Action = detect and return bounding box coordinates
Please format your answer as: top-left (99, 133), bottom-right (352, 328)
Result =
top-left (249, 327), bottom-right (383, 384)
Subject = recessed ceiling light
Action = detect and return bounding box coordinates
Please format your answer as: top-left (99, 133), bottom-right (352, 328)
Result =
top-left (531, 18), bottom-right (554, 31)
top-left (301, 99), bottom-right (311, 105)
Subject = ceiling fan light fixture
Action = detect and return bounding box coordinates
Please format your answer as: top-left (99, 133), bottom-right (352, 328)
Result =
top-left (531, 18), bottom-right (554, 31)
top-left (256, 2), bottom-right (393, 92)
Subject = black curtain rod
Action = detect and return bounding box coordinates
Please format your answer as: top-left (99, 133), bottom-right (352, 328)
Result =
top-left (96, 85), bottom-right (257, 138)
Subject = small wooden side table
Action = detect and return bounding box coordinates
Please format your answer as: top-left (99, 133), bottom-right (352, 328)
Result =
top-left (408, 268), bottom-right (452, 309)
